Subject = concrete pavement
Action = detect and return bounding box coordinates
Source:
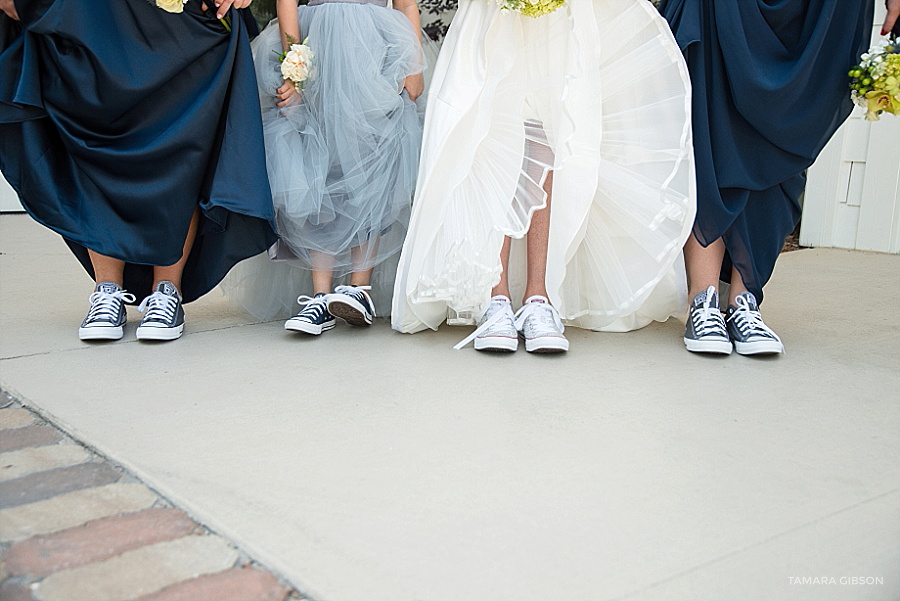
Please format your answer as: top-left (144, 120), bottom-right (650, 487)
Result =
top-left (1, 214), bottom-right (898, 601)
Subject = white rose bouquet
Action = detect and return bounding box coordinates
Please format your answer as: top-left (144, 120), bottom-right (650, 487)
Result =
top-left (276, 36), bottom-right (315, 93)
top-left (496, 0), bottom-right (565, 18)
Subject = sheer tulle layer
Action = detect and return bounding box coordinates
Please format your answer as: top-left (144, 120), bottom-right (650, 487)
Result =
top-left (257, 3), bottom-right (421, 269)
top-left (392, 0), bottom-right (695, 333)
top-left (221, 3), bottom-right (424, 319)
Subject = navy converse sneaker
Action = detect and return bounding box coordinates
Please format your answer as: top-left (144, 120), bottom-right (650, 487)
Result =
top-left (136, 281), bottom-right (185, 341)
top-left (726, 292), bottom-right (784, 355)
top-left (78, 282), bottom-right (136, 341)
top-left (285, 293), bottom-right (335, 335)
top-left (326, 285), bottom-right (375, 326)
top-left (683, 286), bottom-right (732, 354)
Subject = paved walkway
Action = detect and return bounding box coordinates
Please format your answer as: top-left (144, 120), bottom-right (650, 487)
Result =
top-left (1, 214), bottom-right (898, 601)
top-left (0, 396), bottom-right (297, 601)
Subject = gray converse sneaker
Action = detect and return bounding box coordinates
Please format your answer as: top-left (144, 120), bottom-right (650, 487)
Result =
top-left (285, 293), bottom-right (335, 335)
top-left (514, 295), bottom-right (569, 354)
top-left (684, 286), bottom-right (732, 354)
top-left (78, 282), bottom-right (136, 341)
top-left (726, 291), bottom-right (784, 355)
top-left (326, 285), bottom-right (375, 326)
top-left (136, 281), bottom-right (185, 341)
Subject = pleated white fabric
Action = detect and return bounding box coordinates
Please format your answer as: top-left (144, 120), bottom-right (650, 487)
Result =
top-left (391, 0), bottom-right (696, 334)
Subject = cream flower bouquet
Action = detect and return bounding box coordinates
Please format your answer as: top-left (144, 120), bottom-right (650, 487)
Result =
top-left (496, 0), bottom-right (565, 18)
top-left (276, 36), bottom-right (315, 93)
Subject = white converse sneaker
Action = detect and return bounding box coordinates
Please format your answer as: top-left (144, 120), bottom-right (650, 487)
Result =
top-left (454, 295), bottom-right (518, 352)
top-left (514, 295), bottom-right (569, 354)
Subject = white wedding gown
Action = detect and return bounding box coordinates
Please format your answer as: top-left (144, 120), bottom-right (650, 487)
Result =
top-left (391, 0), bottom-right (696, 334)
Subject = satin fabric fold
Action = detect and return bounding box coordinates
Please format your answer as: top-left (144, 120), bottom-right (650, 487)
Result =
top-left (659, 0), bottom-right (873, 302)
top-left (0, 0), bottom-right (277, 302)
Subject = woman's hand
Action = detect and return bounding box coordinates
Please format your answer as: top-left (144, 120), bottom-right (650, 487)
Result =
top-left (276, 80), bottom-right (301, 108)
top-left (404, 73), bottom-right (424, 102)
top-left (213, 0), bottom-right (253, 20)
top-left (0, 0), bottom-right (19, 20)
top-left (884, 0), bottom-right (900, 36)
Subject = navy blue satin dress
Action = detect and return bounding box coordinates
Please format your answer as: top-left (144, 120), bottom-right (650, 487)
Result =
top-left (0, 0), bottom-right (277, 303)
top-left (659, 0), bottom-right (873, 302)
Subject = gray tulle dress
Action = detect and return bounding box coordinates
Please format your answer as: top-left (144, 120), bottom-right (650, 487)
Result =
top-left (221, 0), bottom-right (425, 319)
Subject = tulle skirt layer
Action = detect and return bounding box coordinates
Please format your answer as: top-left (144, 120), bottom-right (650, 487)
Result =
top-left (222, 2), bottom-right (424, 319)
top-left (392, 0), bottom-right (696, 333)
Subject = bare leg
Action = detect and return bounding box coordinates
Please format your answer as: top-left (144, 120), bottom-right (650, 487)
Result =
top-left (349, 238), bottom-right (378, 287)
top-left (490, 237), bottom-right (512, 299)
top-left (522, 171), bottom-right (552, 300)
top-left (310, 251), bottom-right (335, 295)
top-left (88, 250), bottom-right (126, 287)
top-left (684, 233), bottom-right (727, 301)
top-left (152, 208), bottom-right (200, 294)
top-left (727, 265), bottom-right (749, 307)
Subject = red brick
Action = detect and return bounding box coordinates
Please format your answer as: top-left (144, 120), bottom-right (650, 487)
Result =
top-left (0, 462), bottom-right (121, 509)
top-left (0, 581), bottom-right (37, 601)
top-left (0, 425), bottom-right (63, 453)
top-left (135, 568), bottom-right (290, 601)
top-left (3, 508), bottom-right (197, 577)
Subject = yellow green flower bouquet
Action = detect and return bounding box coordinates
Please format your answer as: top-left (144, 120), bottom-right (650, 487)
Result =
top-left (849, 36), bottom-right (900, 121)
top-left (496, 0), bottom-right (565, 18)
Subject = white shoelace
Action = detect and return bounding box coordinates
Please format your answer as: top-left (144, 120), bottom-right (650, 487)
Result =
top-left (727, 294), bottom-right (781, 342)
top-left (332, 285), bottom-right (375, 316)
top-left (85, 289), bottom-right (136, 323)
top-left (514, 300), bottom-right (565, 338)
top-left (294, 295), bottom-right (329, 320)
top-left (138, 290), bottom-right (179, 323)
top-left (453, 299), bottom-right (515, 350)
top-left (454, 298), bottom-right (564, 350)
top-left (691, 285), bottom-right (727, 338)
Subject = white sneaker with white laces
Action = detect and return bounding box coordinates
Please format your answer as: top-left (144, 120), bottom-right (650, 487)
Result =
top-left (463, 295), bottom-right (519, 352)
top-left (514, 295), bottom-right (569, 354)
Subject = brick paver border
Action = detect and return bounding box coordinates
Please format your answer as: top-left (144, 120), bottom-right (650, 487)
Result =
top-left (0, 389), bottom-right (305, 601)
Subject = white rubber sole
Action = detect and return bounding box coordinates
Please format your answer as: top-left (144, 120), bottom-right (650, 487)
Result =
top-left (78, 325), bottom-right (124, 341)
top-left (684, 337), bottom-right (733, 355)
top-left (136, 324), bottom-right (184, 341)
top-left (285, 319), bottom-right (335, 336)
top-left (474, 336), bottom-right (518, 352)
top-left (524, 336), bottom-right (569, 354)
top-left (734, 340), bottom-right (784, 355)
